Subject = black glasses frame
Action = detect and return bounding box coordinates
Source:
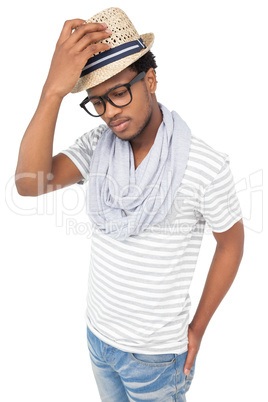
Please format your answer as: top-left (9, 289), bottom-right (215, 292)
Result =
top-left (80, 71), bottom-right (146, 117)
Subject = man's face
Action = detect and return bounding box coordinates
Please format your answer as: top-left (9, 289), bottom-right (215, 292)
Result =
top-left (87, 68), bottom-right (156, 141)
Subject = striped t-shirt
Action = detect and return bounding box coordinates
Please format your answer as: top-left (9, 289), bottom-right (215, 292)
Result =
top-left (61, 123), bottom-right (242, 355)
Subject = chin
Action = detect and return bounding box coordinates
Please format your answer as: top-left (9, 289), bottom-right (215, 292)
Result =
top-left (115, 130), bottom-right (142, 142)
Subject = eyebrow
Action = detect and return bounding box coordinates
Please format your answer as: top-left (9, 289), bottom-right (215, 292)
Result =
top-left (88, 80), bottom-right (129, 98)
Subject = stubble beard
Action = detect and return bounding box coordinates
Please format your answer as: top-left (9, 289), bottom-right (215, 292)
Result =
top-left (120, 104), bottom-right (153, 142)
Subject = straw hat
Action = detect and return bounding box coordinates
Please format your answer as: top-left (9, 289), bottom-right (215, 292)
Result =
top-left (71, 7), bottom-right (154, 93)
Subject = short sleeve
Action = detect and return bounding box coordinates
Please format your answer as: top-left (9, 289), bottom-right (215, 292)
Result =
top-left (198, 158), bottom-right (242, 232)
top-left (60, 124), bottom-right (106, 184)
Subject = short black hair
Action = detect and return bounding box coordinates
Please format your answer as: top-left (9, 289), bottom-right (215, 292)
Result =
top-left (128, 51), bottom-right (157, 74)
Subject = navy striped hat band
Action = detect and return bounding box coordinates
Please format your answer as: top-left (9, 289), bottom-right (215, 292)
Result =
top-left (80, 38), bottom-right (146, 78)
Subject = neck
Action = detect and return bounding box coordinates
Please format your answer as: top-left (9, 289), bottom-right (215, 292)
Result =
top-left (130, 98), bottom-right (163, 153)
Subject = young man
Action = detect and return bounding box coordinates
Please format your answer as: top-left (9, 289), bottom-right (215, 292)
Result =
top-left (15, 8), bottom-right (244, 402)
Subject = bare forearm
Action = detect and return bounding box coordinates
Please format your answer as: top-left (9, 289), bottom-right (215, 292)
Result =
top-left (190, 247), bottom-right (239, 336)
top-left (190, 222), bottom-right (244, 337)
top-left (183, 221), bottom-right (244, 375)
top-left (15, 89), bottom-right (63, 195)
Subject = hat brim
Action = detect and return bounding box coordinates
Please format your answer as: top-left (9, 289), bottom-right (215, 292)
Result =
top-left (71, 32), bottom-right (154, 93)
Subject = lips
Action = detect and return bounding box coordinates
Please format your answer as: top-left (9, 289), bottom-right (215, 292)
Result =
top-left (109, 119), bottom-right (130, 133)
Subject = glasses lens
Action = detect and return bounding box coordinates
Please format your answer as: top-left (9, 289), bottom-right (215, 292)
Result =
top-left (86, 97), bottom-right (105, 116)
top-left (84, 85), bottom-right (132, 117)
top-left (108, 86), bottom-right (131, 107)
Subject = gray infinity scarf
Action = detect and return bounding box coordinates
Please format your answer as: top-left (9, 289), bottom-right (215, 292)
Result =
top-left (87, 104), bottom-right (191, 241)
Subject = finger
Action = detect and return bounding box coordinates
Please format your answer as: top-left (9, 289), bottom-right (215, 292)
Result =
top-left (68, 22), bottom-right (108, 46)
top-left (81, 42), bottom-right (112, 65)
top-left (74, 29), bottom-right (112, 52)
top-left (57, 19), bottom-right (86, 46)
top-left (183, 348), bottom-right (197, 376)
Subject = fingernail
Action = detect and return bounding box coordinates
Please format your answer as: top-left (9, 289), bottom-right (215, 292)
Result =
top-left (101, 23), bottom-right (107, 28)
top-left (105, 29), bottom-right (112, 34)
top-left (185, 369), bottom-right (190, 375)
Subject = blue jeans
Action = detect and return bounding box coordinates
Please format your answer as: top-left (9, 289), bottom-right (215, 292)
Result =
top-left (87, 327), bottom-right (196, 401)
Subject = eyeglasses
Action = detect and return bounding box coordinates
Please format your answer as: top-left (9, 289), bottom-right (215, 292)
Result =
top-left (80, 71), bottom-right (146, 117)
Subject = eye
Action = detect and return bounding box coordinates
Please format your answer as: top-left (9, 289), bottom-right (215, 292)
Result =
top-left (116, 90), bottom-right (128, 98)
top-left (93, 100), bottom-right (102, 106)
top-left (90, 98), bottom-right (102, 107)
top-left (114, 89), bottom-right (128, 97)
top-left (110, 87), bottom-right (128, 98)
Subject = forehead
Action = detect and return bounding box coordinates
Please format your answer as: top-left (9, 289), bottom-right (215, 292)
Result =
top-left (87, 68), bottom-right (136, 97)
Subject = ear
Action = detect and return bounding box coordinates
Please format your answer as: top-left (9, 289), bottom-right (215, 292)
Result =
top-left (145, 68), bottom-right (157, 94)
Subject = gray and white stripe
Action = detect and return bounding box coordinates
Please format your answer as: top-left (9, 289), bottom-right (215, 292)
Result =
top-left (61, 125), bottom-right (242, 355)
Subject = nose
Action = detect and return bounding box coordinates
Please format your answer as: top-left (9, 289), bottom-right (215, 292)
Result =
top-left (104, 101), bottom-right (123, 119)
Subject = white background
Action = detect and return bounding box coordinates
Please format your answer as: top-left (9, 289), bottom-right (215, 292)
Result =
top-left (1, 0), bottom-right (267, 401)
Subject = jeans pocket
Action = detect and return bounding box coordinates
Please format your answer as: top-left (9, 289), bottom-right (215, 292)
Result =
top-left (86, 327), bottom-right (94, 353)
top-left (87, 327), bottom-right (100, 356)
top-left (130, 353), bottom-right (177, 367)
